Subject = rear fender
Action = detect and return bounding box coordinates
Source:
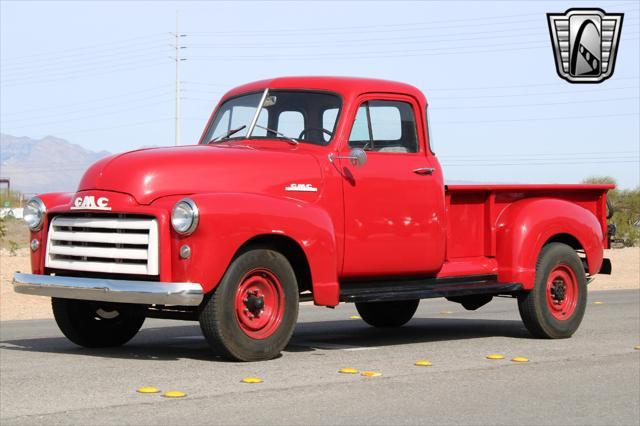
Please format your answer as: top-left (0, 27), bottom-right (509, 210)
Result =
top-left (164, 193), bottom-right (340, 306)
top-left (495, 198), bottom-right (604, 289)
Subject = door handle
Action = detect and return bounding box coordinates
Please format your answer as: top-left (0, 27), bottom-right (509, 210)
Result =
top-left (413, 167), bottom-right (435, 175)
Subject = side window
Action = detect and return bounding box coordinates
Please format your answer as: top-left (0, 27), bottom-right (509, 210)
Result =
top-left (348, 105), bottom-right (370, 148)
top-left (348, 100), bottom-right (418, 153)
top-left (278, 111), bottom-right (304, 138)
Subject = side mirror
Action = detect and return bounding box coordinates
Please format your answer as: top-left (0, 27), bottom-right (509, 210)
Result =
top-left (328, 148), bottom-right (367, 168)
top-left (348, 148), bottom-right (367, 167)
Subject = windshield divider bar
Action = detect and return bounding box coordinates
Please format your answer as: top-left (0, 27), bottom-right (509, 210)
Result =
top-left (246, 88), bottom-right (269, 139)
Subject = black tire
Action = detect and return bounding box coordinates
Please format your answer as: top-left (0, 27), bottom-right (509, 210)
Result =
top-left (199, 248), bottom-right (299, 361)
top-left (355, 299), bottom-right (419, 327)
top-left (52, 298), bottom-right (146, 348)
top-left (518, 243), bottom-right (587, 339)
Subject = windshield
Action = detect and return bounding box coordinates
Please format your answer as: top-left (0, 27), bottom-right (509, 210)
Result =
top-left (204, 90), bottom-right (342, 145)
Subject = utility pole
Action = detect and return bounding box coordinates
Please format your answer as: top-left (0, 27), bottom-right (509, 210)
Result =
top-left (173, 11), bottom-right (186, 146)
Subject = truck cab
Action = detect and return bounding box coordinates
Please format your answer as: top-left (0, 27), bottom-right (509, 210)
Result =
top-left (14, 77), bottom-right (613, 361)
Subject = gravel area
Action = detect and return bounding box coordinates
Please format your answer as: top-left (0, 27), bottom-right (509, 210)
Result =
top-left (1, 247), bottom-right (638, 321)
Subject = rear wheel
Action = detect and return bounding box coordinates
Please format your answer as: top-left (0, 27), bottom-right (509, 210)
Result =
top-left (518, 243), bottom-right (587, 339)
top-left (52, 298), bottom-right (146, 348)
top-left (355, 299), bottom-right (419, 327)
top-left (199, 248), bottom-right (299, 361)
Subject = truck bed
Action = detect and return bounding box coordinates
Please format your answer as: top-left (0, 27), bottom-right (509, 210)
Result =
top-left (438, 183), bottom-right (613, 278)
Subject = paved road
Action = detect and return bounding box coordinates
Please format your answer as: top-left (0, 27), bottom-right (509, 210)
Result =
top-left (1, 290), bottom-right (639, 425)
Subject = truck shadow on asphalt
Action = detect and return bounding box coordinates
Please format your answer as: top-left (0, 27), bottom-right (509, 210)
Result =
top-left (0, 317), bottom-right (531, 362)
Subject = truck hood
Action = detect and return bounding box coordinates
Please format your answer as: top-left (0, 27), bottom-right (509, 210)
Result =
top-left (77, 144), bottom-right (323, 204)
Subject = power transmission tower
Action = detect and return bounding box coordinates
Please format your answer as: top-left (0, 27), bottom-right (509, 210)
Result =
top-left (171, 11), bottom-right (187, 146)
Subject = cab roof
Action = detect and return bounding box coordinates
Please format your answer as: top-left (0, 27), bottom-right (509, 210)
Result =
top-left (222, 76), bottom-right (427, 105)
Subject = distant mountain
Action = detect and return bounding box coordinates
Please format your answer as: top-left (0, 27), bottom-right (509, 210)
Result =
top-left (0, 134), bottom-right (111, 195)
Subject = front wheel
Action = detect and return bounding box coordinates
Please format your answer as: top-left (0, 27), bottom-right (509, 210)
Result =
top-left (355, 299), bottom-right (419, 327)
top-left (518, 243), bottom-right (587, 339)
top-left (199, 248), bottom-right (299, 361)
top-left (52, 298), bottom-right (146, 348)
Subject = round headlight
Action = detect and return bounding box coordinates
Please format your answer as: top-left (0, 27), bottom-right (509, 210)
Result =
top-left (171, 198), bottom-right (198, 235)
top-left (24, 197), bottom-right (46, 231)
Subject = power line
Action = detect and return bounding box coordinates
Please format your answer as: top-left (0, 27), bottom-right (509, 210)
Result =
top-left (0, 45), bottom-right (169, 76)
top-left (1, 57), bottom-right (170, 85)
top-left (435, 96), bottom-right (639, 110)
top-left (41, 118), bottom-right (173, 136)
top-left (0, 33), bottom-right (165, 63)
top-left (182, 77), bottom-right (639, 95)
top-left (438, 112), bottom-right (638, 125)
top-left (187, 36), bottom-right (639, 61)
top-left (189, 8), bottom-right (639, 36)
top-left (0, 59), bottom-right (169, 87)
top-left (0, 84), bottom-right (173, 117)
top-left (1, 97), bottom-right (174, 129)
top-left (188, 24), bottom-right (640, 49)
top-left (431, 85), bottom-right (640, 100)
top-left (424, 77), bottom-right (640, 92)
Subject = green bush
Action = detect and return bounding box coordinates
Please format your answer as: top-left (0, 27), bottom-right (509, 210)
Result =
top-left (583, 176), bottom-right (640, 247)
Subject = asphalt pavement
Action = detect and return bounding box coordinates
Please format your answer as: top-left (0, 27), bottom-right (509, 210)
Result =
top-left (1, 290), bottom-right (639, 425)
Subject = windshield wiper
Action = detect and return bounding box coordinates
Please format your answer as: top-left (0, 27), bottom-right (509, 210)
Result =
top-left (209, 125), bottom-right (246, 143)
top-left (254, 125), bottom-right (299, 145)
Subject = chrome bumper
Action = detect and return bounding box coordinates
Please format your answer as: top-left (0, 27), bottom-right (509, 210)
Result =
top-left (12, 273), bottom-right (204, 306)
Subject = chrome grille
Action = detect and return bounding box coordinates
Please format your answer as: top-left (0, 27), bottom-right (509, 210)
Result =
top-left (45, 215), bottom-right (159, 275)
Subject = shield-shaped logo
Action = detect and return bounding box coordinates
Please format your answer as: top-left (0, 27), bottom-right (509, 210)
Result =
top-left (547, 8), bottom-right (624, 83)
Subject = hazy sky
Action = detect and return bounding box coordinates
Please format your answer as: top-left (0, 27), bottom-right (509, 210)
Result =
top-left (1, 0), bottom-right (638, 188)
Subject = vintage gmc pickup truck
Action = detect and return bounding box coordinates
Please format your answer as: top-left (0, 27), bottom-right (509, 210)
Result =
top-left (14, 77), bottom-right (614, 361)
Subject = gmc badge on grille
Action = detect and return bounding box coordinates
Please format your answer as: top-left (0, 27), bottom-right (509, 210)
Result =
top-left (70, 196), bottom-right (112, 211)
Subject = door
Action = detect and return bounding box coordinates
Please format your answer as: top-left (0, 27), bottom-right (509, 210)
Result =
top-left (340, 94), bottom-right (445, 278)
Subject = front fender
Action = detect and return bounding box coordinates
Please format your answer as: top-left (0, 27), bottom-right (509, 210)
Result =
top-left (164, 193), bottom-right (340, 306)
top-left (30, 192), bottom-right (74, 274)
top-left (495, 198), bottom-right (604, 289)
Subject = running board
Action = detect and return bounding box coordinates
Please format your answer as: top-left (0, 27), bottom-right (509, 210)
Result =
top-left (339, 274), bottom-right (523, 303)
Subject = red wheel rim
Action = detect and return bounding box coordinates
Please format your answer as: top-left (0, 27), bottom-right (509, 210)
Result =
top-left (545, 263), bottom-right (578, 320)
top-left (235, 268), bottom-right (285, 339)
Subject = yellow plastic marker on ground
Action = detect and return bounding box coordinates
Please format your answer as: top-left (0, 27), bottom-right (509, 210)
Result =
top-left (634, 345), bottom-right (640, 350)
top-left (136, 386), bottom-right (160, 394)
top-left (593, 301), bottom-right (604, 305)
top-left (415, 360), bottom-right (432, 366)
top-left (486, 354), bottom-right (505, 360)
top-left (241, 377), bottom-right (263, 383)
top-left (163, 391), bottom-right (186, 398)
top-left (338, 368), bottom-right (359, 374)
top-left (349, 316), bottom-right (361, 319)
top-left (361, 371), bottom-right (382, 377)
top-left (511, 357), bottom-right (529, 363)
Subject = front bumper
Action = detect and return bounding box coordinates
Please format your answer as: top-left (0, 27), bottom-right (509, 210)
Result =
top-left (12, 273), bottom-right (204, 306)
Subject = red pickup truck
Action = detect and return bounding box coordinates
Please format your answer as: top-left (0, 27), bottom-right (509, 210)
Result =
top-left (14, 77), bottom-right (613, 361)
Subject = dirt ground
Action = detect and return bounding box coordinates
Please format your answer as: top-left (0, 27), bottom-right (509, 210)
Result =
top-left (1, 247), bottom-right (638, 322)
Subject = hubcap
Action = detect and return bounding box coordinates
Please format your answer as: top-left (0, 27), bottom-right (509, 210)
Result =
top-left (235, 268), bottom-right (284, 339)
top-left (545, 264), bottom-right (578, 320)
top-left (95, 308), bottom-right (120, 319)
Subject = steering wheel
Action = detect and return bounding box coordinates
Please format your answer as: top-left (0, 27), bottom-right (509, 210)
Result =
top-left (298, 128), bottom-right (333, 140)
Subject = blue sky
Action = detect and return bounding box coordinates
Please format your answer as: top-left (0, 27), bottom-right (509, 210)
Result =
top-left (1, 0), bottom-right (638, 188)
